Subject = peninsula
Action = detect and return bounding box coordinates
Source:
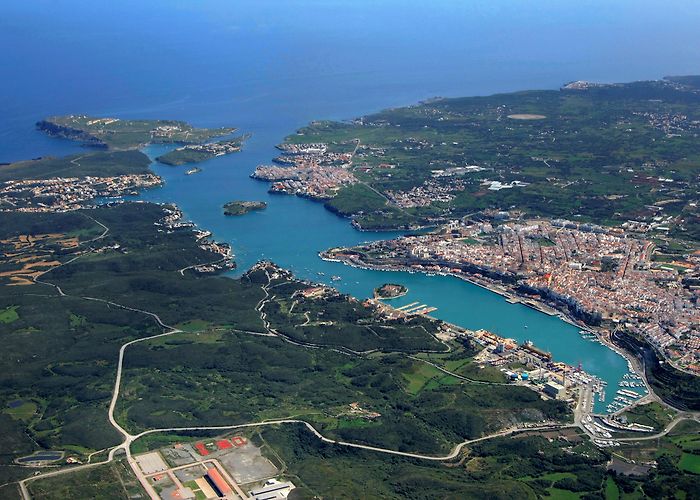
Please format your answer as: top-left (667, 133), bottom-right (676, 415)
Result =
top-left (5, 83), bottom-right (700, 500)
top-left (222, 200), bottom-right (267, 216)
top-left (36, 115), bottom-right (235, 150)
top-left (7, 115), bottom-right (245, 211)
top-left (260, 76), bottom-right (700, 241)
top-left (0, 150), bottom-right (159, 212)
top-left (2, 115), bottom-right (587, 499)
top-left (156, 136), bottom-right (247, 166)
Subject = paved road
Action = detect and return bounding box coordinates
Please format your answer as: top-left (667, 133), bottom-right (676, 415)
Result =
top-left (16, 259), bottom-right (573, 498)
top-left (133, 420), bottom-right (573, 462)
top-left (616, 415), bottom-right (700, 442)
top-left (16, 257), bottom-right (646, 499)
top-left (19, 227), bottom-right (179, 500)
top-left (177, 256), bottom-right (228, 276)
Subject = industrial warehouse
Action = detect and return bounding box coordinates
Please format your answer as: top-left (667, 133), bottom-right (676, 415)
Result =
top-left (132, 435), bottom-right (295, 500)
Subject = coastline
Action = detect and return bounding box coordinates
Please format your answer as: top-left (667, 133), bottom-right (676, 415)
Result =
top-left (375, 290), bottom-right (408, 300)
top-left (321, 252), bottom-right (565, 320)
top-left (319, 252), bottom-right (648, 386)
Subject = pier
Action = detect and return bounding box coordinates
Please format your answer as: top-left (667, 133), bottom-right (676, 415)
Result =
top-left (395, 302), bottom-right (419, 311)
top-left (386, 301), bottom-right (439, 317)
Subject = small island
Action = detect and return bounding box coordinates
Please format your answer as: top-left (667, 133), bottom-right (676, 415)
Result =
top-left (156, 137), bottom-right (246, 166)
top-left (223, 200), bottom-right (267, 216)
top-left (374, 283), bottom-right (408, 299)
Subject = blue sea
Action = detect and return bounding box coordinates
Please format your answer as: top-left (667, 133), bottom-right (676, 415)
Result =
top-left (3, 0), bottom-right (700, 411)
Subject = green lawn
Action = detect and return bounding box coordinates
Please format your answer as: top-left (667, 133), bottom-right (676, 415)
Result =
top-left (175, 319), bottom-right (212, 332)
top-left (0, 306), bottom-right (19, 324)
top-left (424, 374), bottom-right (461, 391)
top-left (184, 480), bottom-right (207, 500)
top-left (4, 401), bottom-right (38, 422)
top-left (678, 453), bottom-right (700, 474)
top-left (546, 488), bottom-right (582, 499)
top-left (671, 432), bottom-right (700, 452)
top-left (537, 472), bottom-right (577, 482)
top-left (402, 362), bottom-right (446, 395)
top-left (605, 476), bottom-right (620, 500)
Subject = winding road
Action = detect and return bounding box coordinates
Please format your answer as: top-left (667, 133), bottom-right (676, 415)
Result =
top-left (15, 222), bottom-right (699, 500)
top-left (17, 257), bottom-right (569, 499)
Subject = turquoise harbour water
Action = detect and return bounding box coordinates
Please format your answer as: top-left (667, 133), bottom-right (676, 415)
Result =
top-left (4, 0), bottom-right (700, 412)
top-left (141, 143), bottom-right (630, 413)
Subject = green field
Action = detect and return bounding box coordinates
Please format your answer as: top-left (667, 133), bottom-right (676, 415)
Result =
top-left (604, 476), bottom-right (620, 500)
top-left (416, 347), bottom-right (510, 384)
top-left (4, 401), bottom-right (38, 422)
top-left (402, 362), bottom-right (449, 394)
top-left (678, 452), bottom-right (700, 474)
top-left (545, 488), bottom-right (582, 499)
top-left (0, 305), bottom-right (19, 323)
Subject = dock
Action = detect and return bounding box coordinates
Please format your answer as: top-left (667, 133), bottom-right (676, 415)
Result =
top-left (395, 302), bottom-right (419, 311)
top-left (414, 306), bottom-right (438, 315)
top-left (401, 304), bottom-right (427, 314)
top-left (389, 301), bottom-right (438, 316)
top-left (617, 389), bottom-right (640, 399)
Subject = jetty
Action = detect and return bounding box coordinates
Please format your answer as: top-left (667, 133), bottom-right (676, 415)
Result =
top-left (395, 302), bottom-right (419, 311)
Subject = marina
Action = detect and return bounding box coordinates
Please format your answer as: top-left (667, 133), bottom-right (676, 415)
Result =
top-left (140, 147), bottom-right (637, 413)
top-left (3, 3), bottom-right (700, 498)
top-left (2, 7), bottom-right (657, 416)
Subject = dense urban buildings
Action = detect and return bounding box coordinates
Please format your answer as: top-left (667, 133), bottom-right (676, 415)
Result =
top-left (325, 218), bottom-right (700, 373)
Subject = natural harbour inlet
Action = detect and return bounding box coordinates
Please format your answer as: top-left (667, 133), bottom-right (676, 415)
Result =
top-left (3, 2), bottom-right (700, 499)
top-left (142, 146), bottom-right (635, 414)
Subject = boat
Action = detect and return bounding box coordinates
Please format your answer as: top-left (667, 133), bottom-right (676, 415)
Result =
top-left (331, 275), bottom-right (341, 281)
top-left (185, 167), bottom-right (201, 175)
